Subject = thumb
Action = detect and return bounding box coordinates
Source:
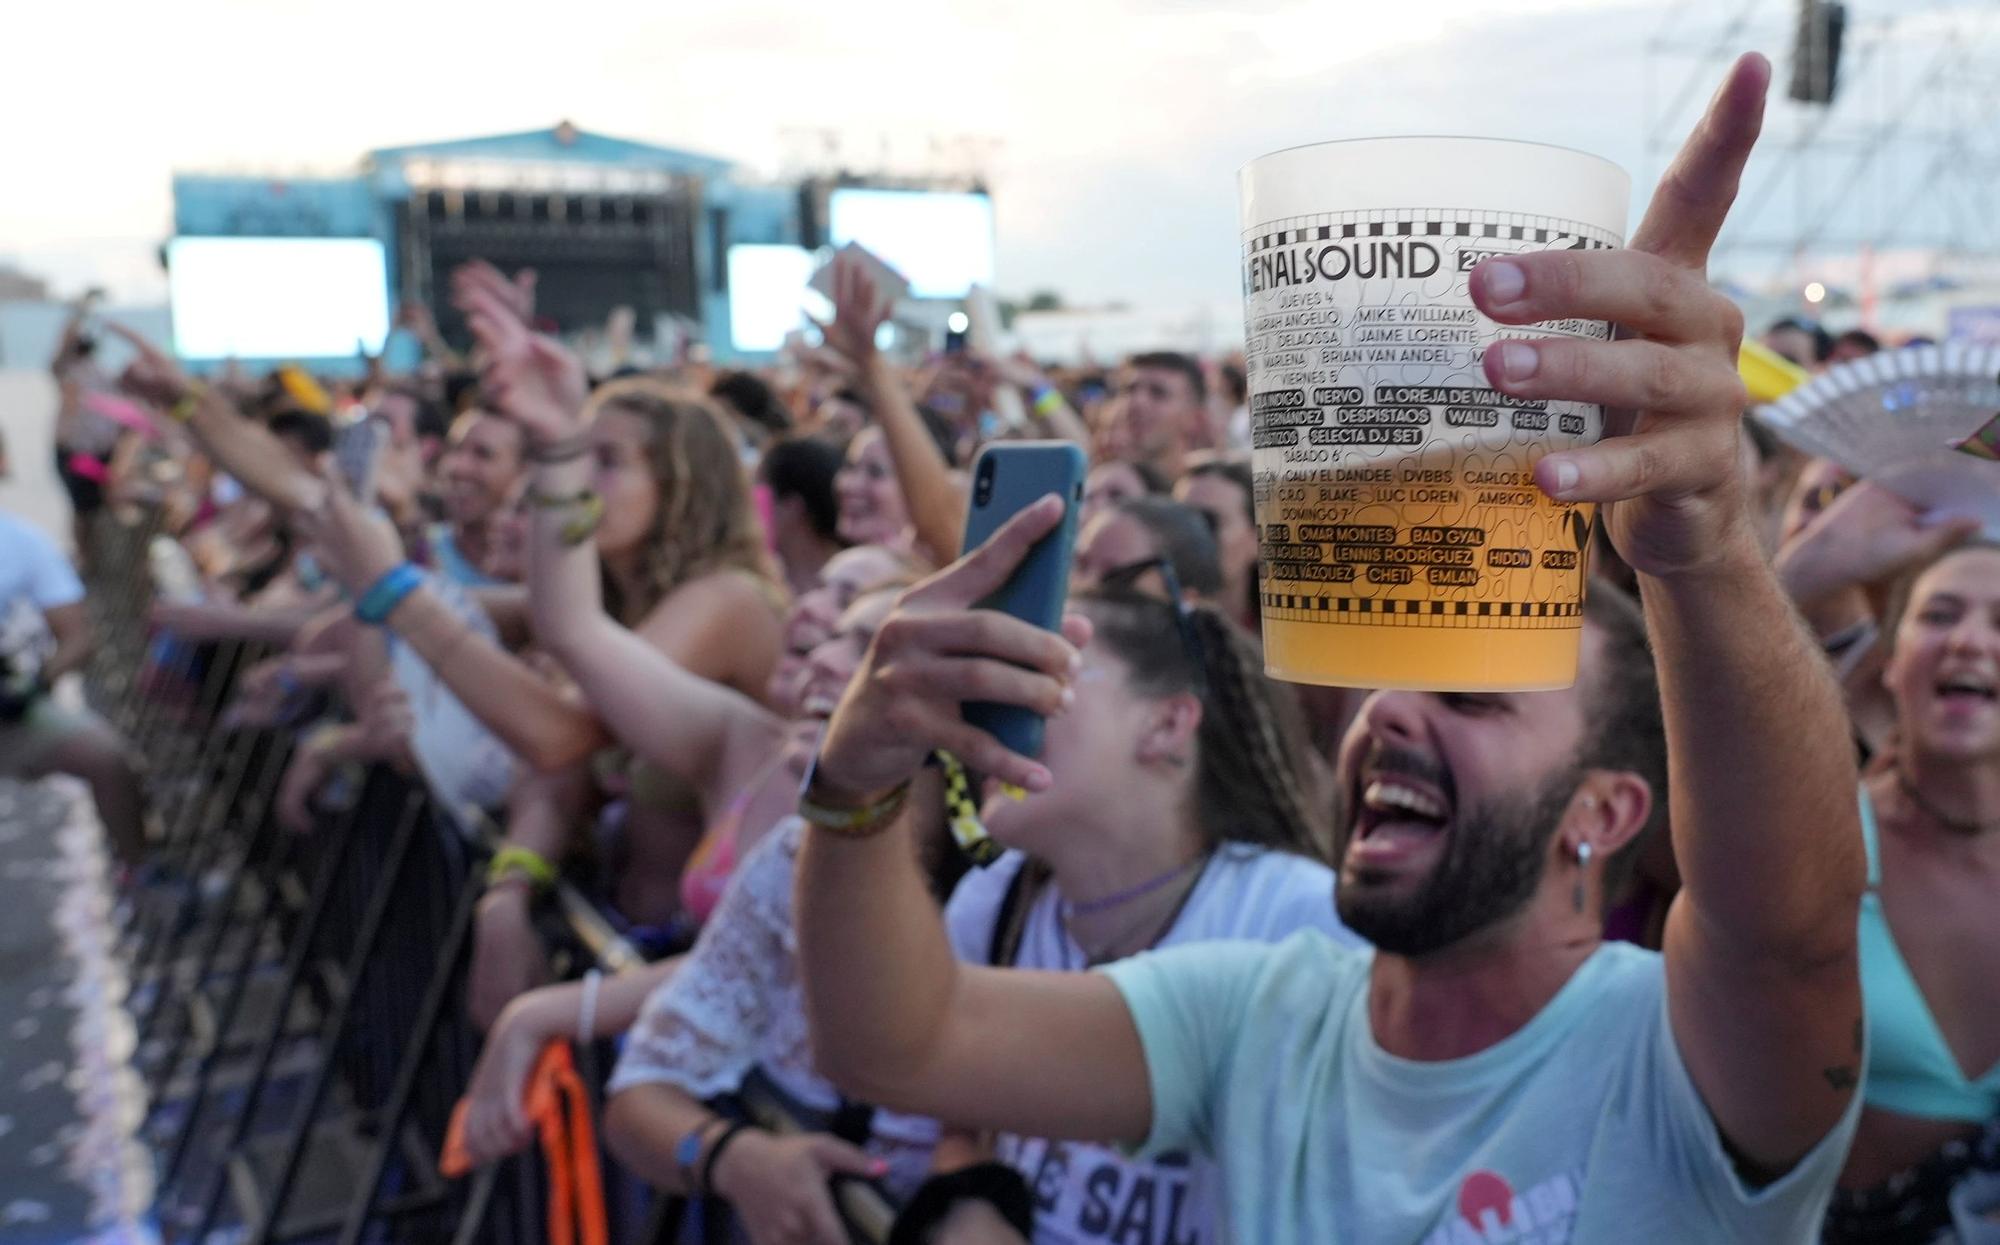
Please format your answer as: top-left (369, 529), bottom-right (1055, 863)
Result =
top-left (916, 493), bottom-right (1064, 608)
top-left (807, 1135), bottom-right (887, 1180)
top-left (1913, 514), bottom-right (1982, 562)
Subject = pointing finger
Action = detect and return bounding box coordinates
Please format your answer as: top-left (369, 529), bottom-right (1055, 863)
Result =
top-left (1628, 52), bottom-right (1769, 269)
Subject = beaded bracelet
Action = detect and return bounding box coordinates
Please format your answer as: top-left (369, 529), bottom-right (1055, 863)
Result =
top-left (527, 433), bottom-right (593, 464)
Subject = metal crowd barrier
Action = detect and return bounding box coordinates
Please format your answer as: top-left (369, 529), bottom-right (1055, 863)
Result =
top-left (79, 507), bottom-right (896, 1244)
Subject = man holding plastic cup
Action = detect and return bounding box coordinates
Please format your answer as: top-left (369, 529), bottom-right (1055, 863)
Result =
top-left (794, 54), bottom-right (1864, 1243)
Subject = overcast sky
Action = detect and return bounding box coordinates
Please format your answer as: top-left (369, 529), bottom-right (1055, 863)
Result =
top-left (4, 0), bottom-right (1992, 311)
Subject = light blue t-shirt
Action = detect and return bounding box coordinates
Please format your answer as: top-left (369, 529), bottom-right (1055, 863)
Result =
top-left (426, 523), bottom-right (502, 590)
top-left (1103, 933), bottom-right (1861, 1245)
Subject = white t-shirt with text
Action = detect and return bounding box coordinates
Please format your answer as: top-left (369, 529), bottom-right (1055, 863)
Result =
top-left (943, 844), bottom-right (1362, 1245)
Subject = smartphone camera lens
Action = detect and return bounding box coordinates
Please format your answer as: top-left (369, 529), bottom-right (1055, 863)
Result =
top-left (974, 458), bottom-right (995, 506)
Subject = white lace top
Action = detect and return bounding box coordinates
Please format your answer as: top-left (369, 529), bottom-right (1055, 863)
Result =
top-left (607, 817), bottom-right (939, 1191)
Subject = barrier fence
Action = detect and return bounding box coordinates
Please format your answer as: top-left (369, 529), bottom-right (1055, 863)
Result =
top-left (80, 507), bottom-right (896, 1244)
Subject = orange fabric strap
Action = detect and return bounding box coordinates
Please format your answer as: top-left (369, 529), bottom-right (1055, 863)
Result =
top-left (441, 1041), bottom-right (608, 1245)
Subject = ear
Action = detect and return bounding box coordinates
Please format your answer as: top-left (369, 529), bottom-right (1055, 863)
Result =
top-left (1559, 769), bottom-right (1653, 864)
top-left (1878, 638), bottom-right (1905, 700)
top-left (1136, 692), bottom-right (1204, 768)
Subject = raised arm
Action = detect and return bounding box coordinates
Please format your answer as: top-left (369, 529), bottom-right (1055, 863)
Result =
top-left (152, 593), bottom-right (337, 646)
top-left (821, 254), bottom-right (968, 565)
top-left (981, 351), bottom-right (1093, 447)
top-left (109, 324), bottom-right (326, 514)
top-left (454, 263), bottom-right (787, 809)
top-left (300, 471), bottom-right (607, 772)
top-left (528, 462), bottom-right (783, 806)
top-left (1470, 53), bottom-right (1863, 1176)
top-left (50, 291), bottom-right (99, 373)
top-left (395, 299), bottom-right (464, 370)
top-left (796, 500), bottom-right (1152, 1145)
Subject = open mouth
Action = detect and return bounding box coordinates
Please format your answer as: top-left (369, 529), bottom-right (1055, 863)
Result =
top-left (1935, 674), bottom-right (1998, 707)
top-left (800, 690), bottom-right (840, 721)
top-left (1348, 772), bottom-right (1452, 867)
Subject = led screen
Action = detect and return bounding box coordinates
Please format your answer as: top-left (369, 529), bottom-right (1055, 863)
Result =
top-left (727, 244), bottom-right (821, 353)
top-left (826, 189), bottom-right (996, 299)
top-left (167, 237), bottom-right (391, 359)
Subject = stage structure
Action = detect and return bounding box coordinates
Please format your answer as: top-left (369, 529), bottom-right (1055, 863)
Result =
top-left (169, 122), bottom-right (995, 370)
top-left (1646, 0), bottom-right (2000, 293)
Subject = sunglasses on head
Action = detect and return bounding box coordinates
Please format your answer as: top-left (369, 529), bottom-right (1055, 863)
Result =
top-left (1096, 556), bottom-right (1209, 697)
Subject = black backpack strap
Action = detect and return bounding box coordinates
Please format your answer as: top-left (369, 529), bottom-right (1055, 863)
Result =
top-left (986, 859), bottom-right (1044, 968)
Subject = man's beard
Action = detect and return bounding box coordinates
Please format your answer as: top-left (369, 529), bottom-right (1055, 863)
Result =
top-left (1336, 766), bottom-right (1579, 957)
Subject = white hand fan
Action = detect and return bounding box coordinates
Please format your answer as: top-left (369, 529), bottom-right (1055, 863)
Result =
top-left (1757, 343), bottom-right (2000, 535)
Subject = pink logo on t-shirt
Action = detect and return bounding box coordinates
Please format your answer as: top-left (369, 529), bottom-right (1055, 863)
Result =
top-left (1458, 1170), bottom-right (1515, 1228)
top-left (1428, 1168), bottom-right (1581, 1244)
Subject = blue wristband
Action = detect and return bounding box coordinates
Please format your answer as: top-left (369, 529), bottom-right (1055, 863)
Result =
top-left (353, 563), bottom-right (424, 625)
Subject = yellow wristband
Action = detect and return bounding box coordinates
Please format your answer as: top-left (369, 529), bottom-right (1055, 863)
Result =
top-left (798, 757), bottom-right (911, 837)
top-left (487, 845), bottom-right (558, 891)
top-left (169, 383), bottom-right (208, 424)
top-left (529, 488), bottom-right (605, 547)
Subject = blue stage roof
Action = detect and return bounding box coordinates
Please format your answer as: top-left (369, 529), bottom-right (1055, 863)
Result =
top-left (367, 122), bottom-right (733, 178)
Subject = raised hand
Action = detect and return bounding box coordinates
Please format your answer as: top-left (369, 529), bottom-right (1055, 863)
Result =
top-left (816, 252), bottom-right (894, 369)
top-left (815, 495), bottom-right (1086, 802)
top-left (298, 464), bottom-right (407, 595)
top-left (1470, 53), bottom-right (1771, 580)
top-left (105, 322), bottom-right (193, 408)
top-left (1777, 480), bottom-right (1979, 614)
top-left (452, 263), bottom-right (588, 446)
top-left (452, 260), bottom-right (538, 322)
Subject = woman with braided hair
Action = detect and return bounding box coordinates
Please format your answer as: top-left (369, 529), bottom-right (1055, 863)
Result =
top-left (893, 586), bottom-right (1362, 1245)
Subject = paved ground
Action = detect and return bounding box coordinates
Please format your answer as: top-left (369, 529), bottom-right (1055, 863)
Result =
top-left (0, 777), bottom-right (153, 1243)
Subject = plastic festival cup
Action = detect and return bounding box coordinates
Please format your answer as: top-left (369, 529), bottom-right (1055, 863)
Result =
top-left (1239, 137), bottom-right (1630, 691)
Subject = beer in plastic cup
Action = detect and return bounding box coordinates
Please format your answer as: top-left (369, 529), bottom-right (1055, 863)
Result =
top-left (1239, 137), bottom-right (1630, 690)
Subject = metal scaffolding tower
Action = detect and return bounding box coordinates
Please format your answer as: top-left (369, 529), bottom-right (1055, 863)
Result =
top-left (1646, 0), bottom-right (2000, 285)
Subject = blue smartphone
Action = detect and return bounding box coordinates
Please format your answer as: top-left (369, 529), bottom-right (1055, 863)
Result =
top-left (959, 442), bottom-right (1089, 760)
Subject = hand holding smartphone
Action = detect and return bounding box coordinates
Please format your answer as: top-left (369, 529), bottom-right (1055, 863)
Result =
top-left (333, 416), bottom-right (389, 508)
top-left (957, 443), bottom-right (1088, 759)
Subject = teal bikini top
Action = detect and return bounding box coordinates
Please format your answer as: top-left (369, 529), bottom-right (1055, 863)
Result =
top-left (1857, 789), bottom-right (2000, 1123)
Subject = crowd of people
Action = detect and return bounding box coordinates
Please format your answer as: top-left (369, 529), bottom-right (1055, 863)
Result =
top-left (3, 51), bottom-right (1996, 1245)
